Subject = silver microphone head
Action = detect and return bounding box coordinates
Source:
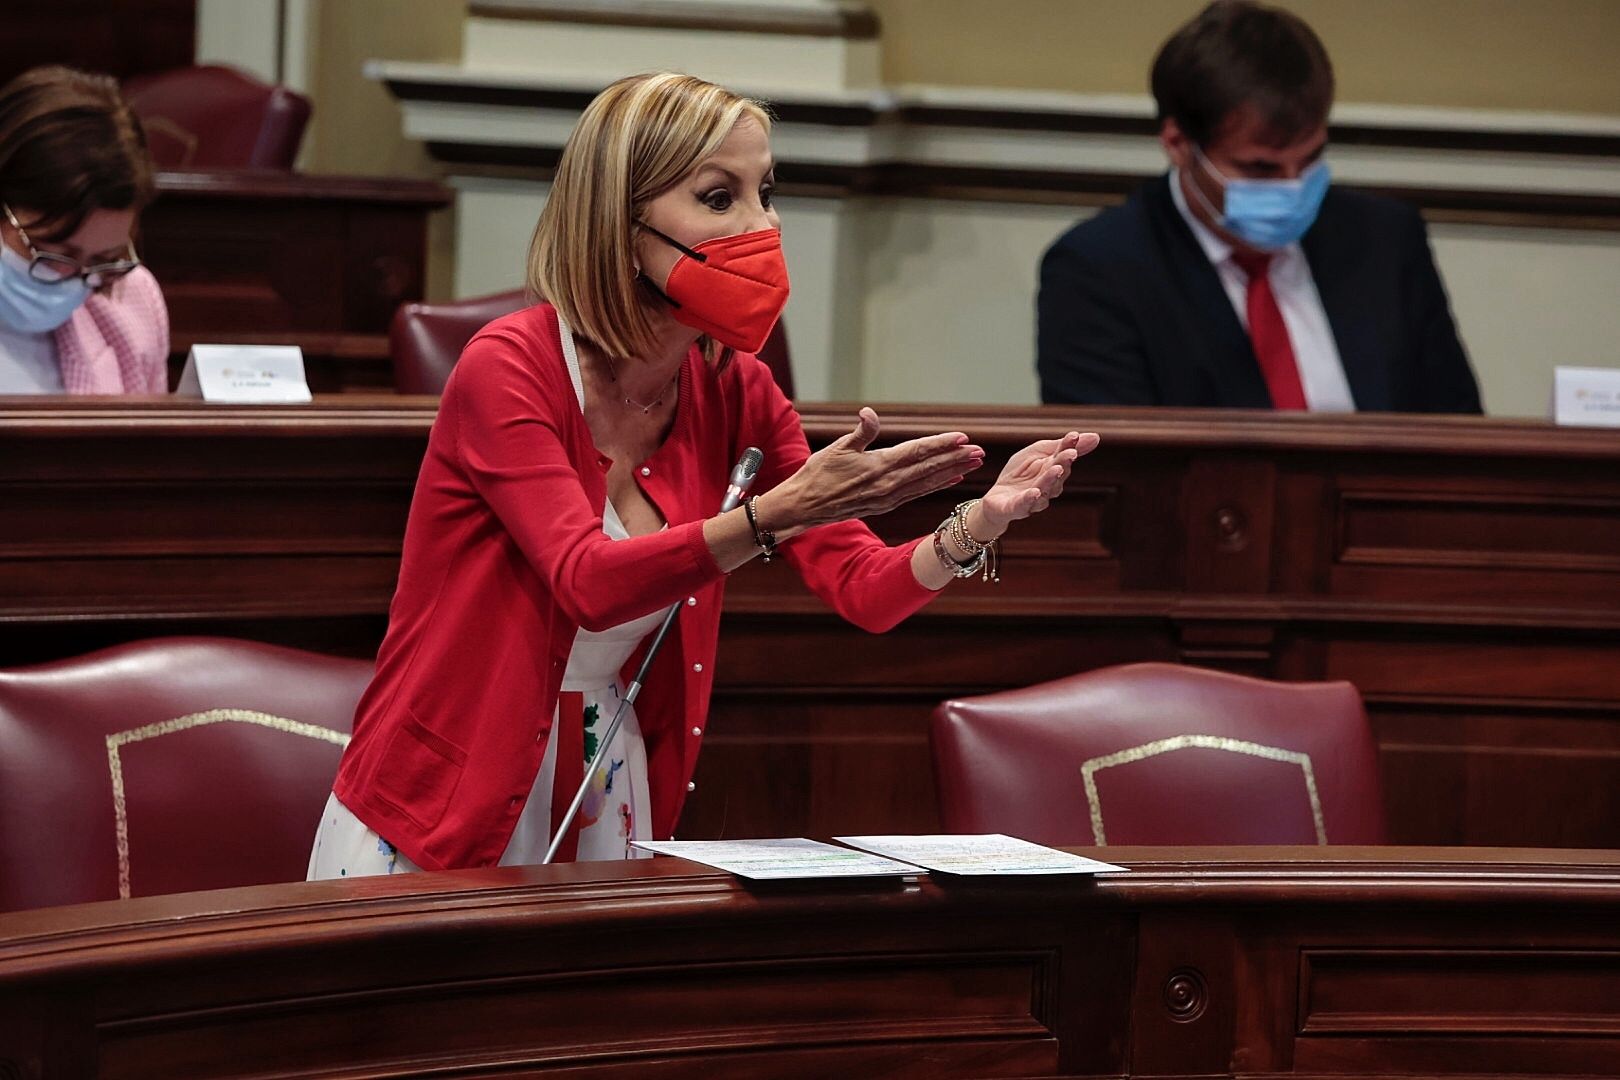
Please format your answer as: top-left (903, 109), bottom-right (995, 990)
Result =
top-left (719, 447), bottom-right (765, 514)
top-left (730, 446), bottom-right (764, 490)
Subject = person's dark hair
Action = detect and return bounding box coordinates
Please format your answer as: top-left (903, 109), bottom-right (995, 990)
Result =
top-left (0, 65), bottom-right (154, 243)
top-left (1150, 0), bottom-right (1334, 148)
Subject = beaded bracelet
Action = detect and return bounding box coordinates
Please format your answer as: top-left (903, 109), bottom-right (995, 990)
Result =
top-left (948, 499), bottom-right (988, 556)
top-left (932, 529), bottom-right (984, 579)
top-left (932, 500), bottom-right (1000, 583)
top-left (744, 495), bottom-right (777, 562)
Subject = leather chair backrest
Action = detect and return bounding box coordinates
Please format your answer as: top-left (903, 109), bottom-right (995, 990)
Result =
top-left (0, 638), bottom-right (370, 912)
top-left (390, 289), bottom-right (797, 398)
top-left (931, 662), bottom-right (1385, 846)
top-left (390, 289), bottom-right (530, 395)
top-left (123, 64), bottom-right (313, 170)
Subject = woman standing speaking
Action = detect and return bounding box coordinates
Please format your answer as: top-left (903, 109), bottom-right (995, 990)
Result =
top-left (310, 73), bottom-right (1097, 878)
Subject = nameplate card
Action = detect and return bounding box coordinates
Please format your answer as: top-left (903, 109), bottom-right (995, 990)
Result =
top-left (1552, 366), bottom-right (1620, 428)
top-left (176, 345), bottom-right (312, 404)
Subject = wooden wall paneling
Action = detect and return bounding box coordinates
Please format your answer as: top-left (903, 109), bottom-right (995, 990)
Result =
top-left (141, 173), bottom-right (453, 393)
top-left (3, 403), bottom-right (1619, 847)
top-left (1326, 454), bottom-right (1620, 613)
top-left (697, 611), bottom-right (1182, 839)
top-left (1181, 454), bottom-right (1278, 596)
top-left (1281, 912), bottom-right (1620, 1075)
top-left (1127, 910), bottom-right (1239, 1075)
top-left (0, 0), bottom-right (195, 87)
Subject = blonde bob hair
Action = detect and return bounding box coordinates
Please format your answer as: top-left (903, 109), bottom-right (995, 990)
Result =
top-left (527, 72), bottom-right (772, 364)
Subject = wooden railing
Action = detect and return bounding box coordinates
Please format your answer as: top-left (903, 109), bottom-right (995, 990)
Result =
top-left (2, 399), bottom-right (1617, 846)
top-left (2, 847), bottom-right (1618, 1077)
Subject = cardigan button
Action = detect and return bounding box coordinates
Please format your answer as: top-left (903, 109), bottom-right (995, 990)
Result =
top-left (692, 662), bottom-right (703, 673)
top-left (686, 596), bottom-right (697, 606)
top-left (692, 726), bottom-right (702, 737)
top-left (640, 466), bottom-right (651, 477)
top-left (687, 781), bottom-right (696, 792)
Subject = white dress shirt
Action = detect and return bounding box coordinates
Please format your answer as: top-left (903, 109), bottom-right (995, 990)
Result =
top-left (0, 321), bottom-right (63, 393)
top-left (1169, 169), bottom-right (1356, 412)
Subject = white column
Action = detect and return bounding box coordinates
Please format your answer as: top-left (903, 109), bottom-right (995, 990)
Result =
top-left (194, 0), bottom-right (286, 83)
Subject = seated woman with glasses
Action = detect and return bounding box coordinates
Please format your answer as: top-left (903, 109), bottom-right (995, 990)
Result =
top-left (0, 65), bottom-right (165, 394)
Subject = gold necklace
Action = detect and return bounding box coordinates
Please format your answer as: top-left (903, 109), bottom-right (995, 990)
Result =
top-left (603, 353), bottom-right (679, 414)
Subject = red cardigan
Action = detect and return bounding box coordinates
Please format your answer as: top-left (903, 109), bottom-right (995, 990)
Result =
top-left (334, 304), bottom-right (936, 870)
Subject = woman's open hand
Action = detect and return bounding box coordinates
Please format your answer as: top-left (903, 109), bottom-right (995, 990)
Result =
top-left (978, 432), bottom-right (1099, 531)
top-left (764, 407), bottom-right (984, 533)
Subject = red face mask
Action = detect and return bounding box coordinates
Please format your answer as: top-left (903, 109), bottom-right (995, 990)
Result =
top-left (640, 225), bottom-right (790, 354)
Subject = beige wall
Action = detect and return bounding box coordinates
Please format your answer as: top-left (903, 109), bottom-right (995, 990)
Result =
top-left (869, 0), bottom-right (1620, 115)
top-left (312, 0), bottom-right (1620, 181)
top-left (305, 0), bottom-right (1619, 412)
top-left (303, 0), bottom-right (464, 175)
top-left (303, 0), bottom-right (465, 298)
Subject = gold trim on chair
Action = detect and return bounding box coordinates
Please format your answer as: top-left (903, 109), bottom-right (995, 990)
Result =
top-left (1079, 734), bottom-right (1327, 846)
top-left (139, 116), bottom-right (199, 168)
top-left (105, 710), bottom-right (350, 900)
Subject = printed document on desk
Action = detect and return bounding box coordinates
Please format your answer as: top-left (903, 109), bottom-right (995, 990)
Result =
top-left (837, 834), bottom-right (1130, 876)
top-left (631, 838), bottom-right (923, 880)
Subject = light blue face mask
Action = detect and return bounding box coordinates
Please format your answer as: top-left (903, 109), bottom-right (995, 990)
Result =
top-left (1190, 147), bottom-right (1331, 250)
top-left (0, 244), bottom-right (90, 333)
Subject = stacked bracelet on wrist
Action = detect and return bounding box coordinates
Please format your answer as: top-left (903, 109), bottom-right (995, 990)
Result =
top-left (932, 498), bottom-right (1000, 583)
top-left (744, 496), bottom-right (777, 562)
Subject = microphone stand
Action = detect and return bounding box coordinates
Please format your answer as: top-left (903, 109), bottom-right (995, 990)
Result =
top-left (543, 448), bottom-right (763, 864)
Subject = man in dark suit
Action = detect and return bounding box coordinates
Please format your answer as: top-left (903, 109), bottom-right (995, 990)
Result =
top-left (1037, 0), bottom-right (1482, 413)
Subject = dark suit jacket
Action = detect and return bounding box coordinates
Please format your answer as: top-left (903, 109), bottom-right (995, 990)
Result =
top-left (1037, 174), bottom-right (1482, 413)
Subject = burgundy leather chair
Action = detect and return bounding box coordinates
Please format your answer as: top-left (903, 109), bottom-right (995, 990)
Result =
top-left (122, 65), bottom-right (313, 169)
top-left (391, 289), bottom-right (797, 398)
top-left (390, 289), bottom-right (529, 394)
top-left (931, 662), bottom-right (1385, 847)
top-left (0, 638), bottom-right (371, 912)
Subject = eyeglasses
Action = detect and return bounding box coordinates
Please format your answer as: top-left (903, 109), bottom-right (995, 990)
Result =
top-left (2, 203), bottom-right (141, 288)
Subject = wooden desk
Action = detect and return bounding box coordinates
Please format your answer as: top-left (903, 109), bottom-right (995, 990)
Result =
top-left (142, 171), bottom-right (454, 392)
top-left (1, 848), bottom-right (1617, 1078)
top-left (1, 400), bottom-right (1617, 847)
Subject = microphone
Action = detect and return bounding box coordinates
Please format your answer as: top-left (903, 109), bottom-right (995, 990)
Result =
top-left (721, 446), bottom-right (763, 513)
top-left (543, 447), bottom-right (767, 864)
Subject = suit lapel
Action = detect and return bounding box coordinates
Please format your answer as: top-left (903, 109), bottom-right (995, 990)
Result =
top-left (1145, 176), bottom-right (1273, 407)
top-left (1302, 201), bottom-right (1384, 410)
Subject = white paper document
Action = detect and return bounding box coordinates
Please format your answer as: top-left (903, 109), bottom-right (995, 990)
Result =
top-left (630, 838), bottom-right (923, 880)
top-left (836, 834), bottom-right (1130, 876)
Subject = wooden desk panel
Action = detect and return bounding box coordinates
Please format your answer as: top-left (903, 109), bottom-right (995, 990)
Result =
top-left (142, 171), bottom-right (453, 392)
top-left (0, 849), bottom-right (1617, 1078)
top-left (1, 401), bottom-right (1617, 847)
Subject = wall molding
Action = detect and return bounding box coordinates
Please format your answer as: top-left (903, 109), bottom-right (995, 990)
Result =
top-left (375, 64), bottom-right (1620, 230)
top-left (468, 0), bottom-right (880, 39)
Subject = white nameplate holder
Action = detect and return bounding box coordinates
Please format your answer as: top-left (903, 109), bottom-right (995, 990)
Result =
top-left (176, 345), bottom-right (312, 404)
top-left (1551, 366), bottom-right (1620, 428)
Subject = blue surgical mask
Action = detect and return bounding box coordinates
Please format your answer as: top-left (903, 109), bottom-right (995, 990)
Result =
top-left (1189, 147), bottom-right (1331, 250)
top-left (0, 244), bottom-right (90, 333)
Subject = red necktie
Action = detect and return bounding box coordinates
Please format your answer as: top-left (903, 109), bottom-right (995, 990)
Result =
top-left (1231, 251), bottom-right (1307, 411)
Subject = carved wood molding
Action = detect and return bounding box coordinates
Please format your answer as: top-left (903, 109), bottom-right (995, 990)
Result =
top-left (153, 170), bottom-right (453, 207)
top-left (380, 71), bottom-right (1620, 228)
top-left (468, 0), bottom-right (880, 39)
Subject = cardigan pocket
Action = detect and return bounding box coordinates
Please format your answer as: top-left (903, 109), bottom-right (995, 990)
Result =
top-left (373, 706), bottom-right (468, 832)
